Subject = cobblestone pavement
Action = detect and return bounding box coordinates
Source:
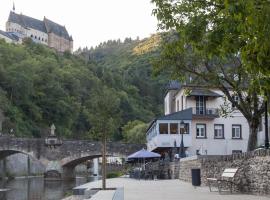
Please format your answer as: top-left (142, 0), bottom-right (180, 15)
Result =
top-left (65, 178), bottom-right (268, 200)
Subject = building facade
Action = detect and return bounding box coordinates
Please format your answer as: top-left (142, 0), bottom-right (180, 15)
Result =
top-left (146, 81), bottom-right (267, 156)
top-left (0, 30), bottom-right (22, 44)
top-left (4, 11), bottom-right (73, 52)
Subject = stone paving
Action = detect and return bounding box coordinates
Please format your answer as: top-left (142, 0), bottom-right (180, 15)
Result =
top-left (65, 177), bottom-right (268, 200)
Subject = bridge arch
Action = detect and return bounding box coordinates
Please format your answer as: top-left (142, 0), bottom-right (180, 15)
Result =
top-left (61, 151), bottom-right (126, 168)
top-left (0, 137), bottom-right (145, 179)
top-left (0, 149), bottom-right (34, 159)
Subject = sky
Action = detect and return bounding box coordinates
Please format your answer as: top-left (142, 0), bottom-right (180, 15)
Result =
top-left (0, 0), bottom-right (158, 50)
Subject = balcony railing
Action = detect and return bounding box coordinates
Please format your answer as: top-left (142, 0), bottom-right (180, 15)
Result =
top-left (191, 107), bottom-right (219, 118)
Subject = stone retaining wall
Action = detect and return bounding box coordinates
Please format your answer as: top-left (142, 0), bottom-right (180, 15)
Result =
top-left (178, 149), bottom-right (270, 195)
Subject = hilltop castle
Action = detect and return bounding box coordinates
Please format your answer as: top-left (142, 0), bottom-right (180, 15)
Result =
top-left (0, 9), bottom-right (73, 52)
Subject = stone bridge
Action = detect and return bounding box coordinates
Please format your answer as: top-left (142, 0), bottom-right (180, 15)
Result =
top-left (0, 136), bottom-right (144, 179)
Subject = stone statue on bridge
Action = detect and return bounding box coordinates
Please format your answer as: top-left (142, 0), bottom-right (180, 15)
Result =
top-left (45, 124), bottom-right (62, 148)
top-left (50, 124), bottom-right (56, 136)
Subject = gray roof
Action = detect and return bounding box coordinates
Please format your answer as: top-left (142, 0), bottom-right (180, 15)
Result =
top-left (44, 18), bottom-right (71, 40)
top-left (7, 12), bottom-right (72, 41)
top-left (146, 108), bottom-right (192, 132)
top-left (8, 12), bottom-right (46, 33)
top-left (187, 88), bottom-right (222, 97)
top-left (167, 80), bottom-right (181, 90)
top-left (157, 108), bottom-right (192, 121)
top-left (0, 30), bottom-right (19, 41)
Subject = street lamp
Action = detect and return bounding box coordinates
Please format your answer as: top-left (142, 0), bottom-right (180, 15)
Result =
top-left (265, 93), bottom-right (269, 149)
top-left (179, 120), bottom-right (186, 158)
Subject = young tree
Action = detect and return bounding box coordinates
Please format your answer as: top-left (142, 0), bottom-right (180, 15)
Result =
top-left (87, 86), bottom-right (121, 189)
top-left (151, 0), bottom-right (270, 150)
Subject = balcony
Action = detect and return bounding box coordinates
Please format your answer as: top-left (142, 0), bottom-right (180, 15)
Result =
top-left (191, 107), bottom-right (219, 119)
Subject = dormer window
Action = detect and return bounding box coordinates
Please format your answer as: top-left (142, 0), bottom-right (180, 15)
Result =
top-left (232, 95), bottom-right (239, 108)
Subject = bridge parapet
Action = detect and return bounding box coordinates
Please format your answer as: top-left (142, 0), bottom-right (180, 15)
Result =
top-left (0, 137), bottom-right (145, 161)
top-left (0, 136), bottom-right (145, 179)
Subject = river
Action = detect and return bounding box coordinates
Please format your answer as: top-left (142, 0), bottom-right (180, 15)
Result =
top-left (0, 176), bottom-right (98, 200)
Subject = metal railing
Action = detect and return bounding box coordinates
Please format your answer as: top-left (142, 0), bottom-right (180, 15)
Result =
top-left (191, 107), bottom-right (219, 117)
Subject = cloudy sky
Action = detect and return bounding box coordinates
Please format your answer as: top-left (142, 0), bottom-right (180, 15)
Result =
top-left (0, 0), bottom-right (158, 49)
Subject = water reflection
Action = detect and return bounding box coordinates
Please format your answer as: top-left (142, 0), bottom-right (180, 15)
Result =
top-left (0, 176), bottom-right (98, 200)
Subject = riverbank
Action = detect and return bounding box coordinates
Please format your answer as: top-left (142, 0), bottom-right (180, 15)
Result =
top-left (64, 177), bottom-right (270, 200)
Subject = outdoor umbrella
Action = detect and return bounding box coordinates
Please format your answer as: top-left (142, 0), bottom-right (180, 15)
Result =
top-left (127, 148), bottom-right (161, 159)
top-left (127, 148), bottom-right (161, 171)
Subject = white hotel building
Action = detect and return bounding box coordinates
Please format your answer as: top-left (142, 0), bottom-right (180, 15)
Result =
top-left (146, 81), bottom-right (267, 156)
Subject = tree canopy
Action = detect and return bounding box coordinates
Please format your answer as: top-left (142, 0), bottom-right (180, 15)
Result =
top-left (151, 0), bottom-right (269, 150)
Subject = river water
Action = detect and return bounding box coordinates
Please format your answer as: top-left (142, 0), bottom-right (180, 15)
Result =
top-left (0, 176), bottom-right (98, 200)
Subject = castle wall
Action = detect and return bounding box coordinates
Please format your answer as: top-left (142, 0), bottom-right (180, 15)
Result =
top-left (48, 33), bottom-right (72, 52)
top-left (26, 28), bottom-right (48, 45)
top-left (6, 21), bottom-right (26, 35)
top-left (6, 22), bottom-right (48, 45)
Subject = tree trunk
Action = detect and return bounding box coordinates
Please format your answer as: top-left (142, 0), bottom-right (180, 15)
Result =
top-left (102, 133), bottom-right (107, 190)
top-left (247, 121), bottom-right (259, 151)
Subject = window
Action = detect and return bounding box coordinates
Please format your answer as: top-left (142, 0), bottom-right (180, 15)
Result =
top-left (196, 96), bottom-right (205, 115)
top-left (31, 35), bottom-right (33, 38)
top-left (176, 100), bottom-right (179, 111)
top-left (259, 118), bottom-right (263, 132)
top-left (159, 123), bottom-right (168, 134)
top-left (196, 124), bottom-right (206, 138)
top-left (214, 124), bottom-right (224, 139)
top-left (164, 100), bottom-right (167, 113)
top-left (181, 96), bottom-right (184, 110)
top-left (232, 125), bottom-right (242, 139)
top-left (232, 150), bottom-right (242, 154)
top-left (184, 123), bottom-right (189, 134)
top-left (170, 123), bottom-right (178, 134)
top-left (35, 36), bottom-right (37, 39)
top-left (232, 95), bottom-right (239, 108)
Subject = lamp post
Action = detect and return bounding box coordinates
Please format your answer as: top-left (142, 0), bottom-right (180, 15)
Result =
top-left (179, 120), bottom-right (186, 158)
top-left (265, 94), bottom-right (269, 149)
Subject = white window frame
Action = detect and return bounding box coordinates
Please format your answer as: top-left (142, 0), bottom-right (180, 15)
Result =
top-left (214, 124), bottom-right (224, 139)
top-left (232, 125), bottom-right (242, 139)
top-left (196, 124), bottom-right (206, 138)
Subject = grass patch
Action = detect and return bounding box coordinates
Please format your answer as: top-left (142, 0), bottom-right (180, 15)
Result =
top-left (106, 171), bottom-right (123, 179)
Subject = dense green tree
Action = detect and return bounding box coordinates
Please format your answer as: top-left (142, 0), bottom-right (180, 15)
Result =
top-left (151, 0), bottom-right (269, 150)
top-left (122, 120), bottom-right (148, 144)
top-left (0, 36), bottom-right (168, 142)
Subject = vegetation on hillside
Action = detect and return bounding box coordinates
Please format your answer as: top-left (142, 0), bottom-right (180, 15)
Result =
top-left (0, 36), bottom-right (168, 142)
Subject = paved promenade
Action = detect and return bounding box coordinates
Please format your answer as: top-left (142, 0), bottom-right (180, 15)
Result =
top-left (69, 177), bottom-right (269, 200)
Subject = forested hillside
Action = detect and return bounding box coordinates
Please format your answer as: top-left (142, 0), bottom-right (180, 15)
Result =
top-left (0, 35), bottom-right (168, 142)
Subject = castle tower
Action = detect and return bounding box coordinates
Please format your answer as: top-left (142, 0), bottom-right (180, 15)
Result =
top-left (12, 2), bottom-right (15, 12)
